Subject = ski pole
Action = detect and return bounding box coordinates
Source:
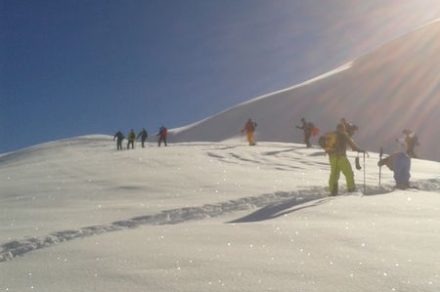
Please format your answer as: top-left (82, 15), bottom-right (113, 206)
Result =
top-left (363, 152), bottom-right (366, 194)
top-left (379, 147), bottom-right (383, 187)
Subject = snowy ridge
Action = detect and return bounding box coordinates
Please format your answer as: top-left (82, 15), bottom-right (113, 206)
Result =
top-left (169, 62), bottom-right (353, 135)
top-left (0, 135), bottom-right (111, 166)
top-left (171, 20), bottom-right (440, 162)
top-left (2, 177), bottom-right (440, 263)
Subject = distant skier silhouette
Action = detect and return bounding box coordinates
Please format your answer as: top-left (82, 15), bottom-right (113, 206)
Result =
top-left (127, 129), bottom-right (136, 150)
top-left (241, 118), bottom-right (257, 146)
top-left (137, 128), bottom-right (148, 148)
top-left (157, 126), bottom-right (168, 147)
top-left (113, 131), bottom-right (125, 151)
top-left (297, 118), bottom-right (318, 148)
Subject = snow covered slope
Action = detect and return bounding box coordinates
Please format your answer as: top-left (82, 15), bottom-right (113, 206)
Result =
top-left (171, 21), bottom-right (440, 162)
top-left (1, 136), bottom-right (440, 291)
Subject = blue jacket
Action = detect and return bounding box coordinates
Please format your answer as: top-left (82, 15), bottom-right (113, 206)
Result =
top-left (393, 152), bottom-right (411, 187)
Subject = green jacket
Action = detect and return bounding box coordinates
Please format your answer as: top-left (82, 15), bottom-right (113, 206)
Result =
top-left (128, 131), bottom-right (136, 141)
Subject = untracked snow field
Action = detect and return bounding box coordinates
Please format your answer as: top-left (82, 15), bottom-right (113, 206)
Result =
top-left (1, 135), bottom-right (440, 291)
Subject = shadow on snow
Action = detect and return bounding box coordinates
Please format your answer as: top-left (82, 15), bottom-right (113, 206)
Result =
top-left (1, 178), bottom-right (439, 263)
top-left (228, 197), bottom-right (331, 223)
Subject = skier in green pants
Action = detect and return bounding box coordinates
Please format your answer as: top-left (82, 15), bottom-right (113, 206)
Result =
top-left (328, 123), bottom-right (365, 196)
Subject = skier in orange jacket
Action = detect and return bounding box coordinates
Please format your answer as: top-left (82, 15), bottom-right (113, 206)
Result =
top-left (241, 118), bottom-right (257, 146)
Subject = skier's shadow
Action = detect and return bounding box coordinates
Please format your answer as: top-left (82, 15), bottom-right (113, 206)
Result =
top-left (228, 196), bottom-right (331, 223)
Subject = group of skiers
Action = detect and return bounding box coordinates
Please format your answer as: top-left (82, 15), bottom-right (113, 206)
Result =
top-left (239, 117), bottom-right (320, 148)
top-left (240, 116), bottom-right (419, 195)
top-left (113, 126), bottom-right (168, 150)
top-left (114, 117), bottom-right (419, 195)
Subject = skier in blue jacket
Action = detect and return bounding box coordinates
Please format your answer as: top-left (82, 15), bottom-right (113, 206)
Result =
top-left (378, 151), bottom-right (411, 189)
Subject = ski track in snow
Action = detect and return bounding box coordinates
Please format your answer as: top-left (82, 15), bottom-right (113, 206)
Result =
top-left (1, 178), bottom-right (440, 263)
top-left (206, 146), bottom-right (326, 171)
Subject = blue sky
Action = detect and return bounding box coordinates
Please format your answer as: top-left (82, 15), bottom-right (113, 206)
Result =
top-left (1, 0), bottom-right (440, 153)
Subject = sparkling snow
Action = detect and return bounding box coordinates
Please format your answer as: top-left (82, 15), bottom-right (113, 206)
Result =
top-left (1, 135), bottom-right (439, 291)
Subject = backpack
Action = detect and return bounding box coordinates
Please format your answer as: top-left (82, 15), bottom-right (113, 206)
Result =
top-left (309, 123), bottom-right (319, 136)
top-left (305, 122), bottom-right (319, 136)
top-left (311, 127), bottom-right (320, 136)
top-left (318, 131), bottom-right (338, 153)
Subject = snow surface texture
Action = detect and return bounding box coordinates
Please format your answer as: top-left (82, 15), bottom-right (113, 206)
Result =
top-left (1, 135), bottom-right (440, 291)
top-left (170, 20), bottom-right (440, 162)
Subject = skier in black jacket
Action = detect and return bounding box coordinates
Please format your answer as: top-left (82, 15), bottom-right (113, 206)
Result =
top-left (137, 128), bottom-right (148, 148)
top-left (297, 118), bottom-right (312, 148)
top-left (113, 131), bottom-right (125, 151)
